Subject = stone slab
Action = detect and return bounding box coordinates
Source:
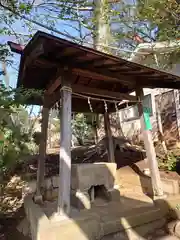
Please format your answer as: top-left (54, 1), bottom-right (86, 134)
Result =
top-left (71, 162), bottom-right (117, 191)
top-left (24, 193), bottom-right (169, 240)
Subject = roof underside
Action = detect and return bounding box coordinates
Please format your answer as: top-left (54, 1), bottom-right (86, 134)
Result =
top-left (16, 31), bottom-right (180, 113)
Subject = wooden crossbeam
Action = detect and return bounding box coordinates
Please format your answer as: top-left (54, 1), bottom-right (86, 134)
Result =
top-left (45, 70), bottom-right (136, 102)
top-left (72, 68), bottom-right (133, 86)
top-left (45, 77), bottom-right (61, 95)
top-left (35, 57), bottom-right (134, 86)
top-left (72, 85), bottom-right (136, 101)
top-left (26, 42), bottom-right (44, 65)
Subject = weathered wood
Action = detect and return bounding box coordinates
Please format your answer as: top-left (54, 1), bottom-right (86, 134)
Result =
top-left (72, 67), bottom-right (133, 85)
top-left (26, 42), bottom-right (44, 65)
top-left (45, 77), bottom-right (61, 95)
top-left (104, 112), bottom-right (115, 163)
top-left (72, 85), bottom-right (137, 101)
top-left (57, 73), bottom-right (72, 216)
top-left (136, 88), bottom-right (163, 196)
top-left (46, 81), bottom-right (137, 110)
top-left (174, 89), bottom-right (180, 140)
top-left (36, 106), bottom-right (49, 197)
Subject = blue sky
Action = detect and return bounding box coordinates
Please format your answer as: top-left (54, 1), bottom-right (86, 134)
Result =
top-left (0, 8), bottom-right (82, 115)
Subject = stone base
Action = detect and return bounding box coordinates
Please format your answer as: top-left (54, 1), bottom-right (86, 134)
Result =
top-left (153, 194), bottom-right (167, 201)
top-left (71, 190), bottom-right (91, 210)
top-left (71, 188), bottom-right (120, 210)
top-left (24, 193), bottom-right (169, 240)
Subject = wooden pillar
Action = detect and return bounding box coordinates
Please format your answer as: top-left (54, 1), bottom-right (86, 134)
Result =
top-left (57, 74), bottom-right (72, 216)
top-left (36, 106), bottom-right (49, 201)
top-left (104, 112), bottom-right (115, 162)
top-left (136, 88), bottom-right (163, 197)
top-left (174, 90), bottom-right (180, 140)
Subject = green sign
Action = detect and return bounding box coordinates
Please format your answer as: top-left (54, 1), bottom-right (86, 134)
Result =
top-left (143, 108), bottom-right (152, 130)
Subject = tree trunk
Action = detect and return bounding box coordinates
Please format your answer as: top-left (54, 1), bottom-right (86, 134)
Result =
top-left (156, 94), bottom-right (168, 154)
top-left (93, 0), bottom-right (112, 53)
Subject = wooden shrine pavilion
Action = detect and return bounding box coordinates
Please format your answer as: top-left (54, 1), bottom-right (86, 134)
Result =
top-left (9, 31), bottom-right (180, 217)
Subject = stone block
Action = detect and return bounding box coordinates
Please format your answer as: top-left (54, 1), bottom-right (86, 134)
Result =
top-left (45, 178), bottom-right (52, 190)
top-left (125, 217), bottom-right (166, 239)
top-left (71, 162), bottom-right (117, 191)
top-left (49, 214), bottom-right (101, 240)
top-left (44, 189), bottom-right (53, 201)
top-left (108, 189), bottom-right (121, 201)
top-left (51, 188), bottom-right (58, 199)
top-left (71, 190), bottom-right (91, 210)
top-left (161, 178), bottom-right (179, 195)
top-left (101, 206), bottom-right (164, 236)
top-left (52, 176), bottom-right (59, 188)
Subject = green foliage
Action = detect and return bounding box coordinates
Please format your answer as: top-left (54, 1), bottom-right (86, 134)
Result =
top-left (0, 82), bottom-right (42, 175)
top-left (72, 113), bottom-right (92, 146)
top-left (137, 0), bottom-right (180, 41)
top-left (158, 151), bottom-right (177, 171)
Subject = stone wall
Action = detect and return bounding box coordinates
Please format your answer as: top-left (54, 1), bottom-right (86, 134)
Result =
top-left (23, 176), bottom-right (59, 201)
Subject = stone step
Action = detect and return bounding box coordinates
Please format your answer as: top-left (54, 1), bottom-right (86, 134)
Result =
top-left (98, 204), bottom-right (165, 236)
top-left (47, 204), bottom-right (166, 240)
top-left (28, 188), bottom-right (168, 240)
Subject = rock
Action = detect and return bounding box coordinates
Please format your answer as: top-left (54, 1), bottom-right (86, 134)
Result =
top-left (167, 220), bottom-right (177, 235)
top-left (166, 220), bottom-right (180, 238)
top-left (174, 221), bottom-right (180, 238)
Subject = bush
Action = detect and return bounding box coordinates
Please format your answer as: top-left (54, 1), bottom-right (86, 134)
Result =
top-left (158, 151), bottom-right (177, 171)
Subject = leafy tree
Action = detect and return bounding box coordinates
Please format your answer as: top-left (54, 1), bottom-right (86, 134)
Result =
top-left (0, 80), bottom-right (42, 175)
top-left (72, 113), bottom-right (92, 146)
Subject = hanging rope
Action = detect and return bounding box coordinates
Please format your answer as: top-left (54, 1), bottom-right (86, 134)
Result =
top-left (60, 86), bottom-right (72, 93)
top-left (51, 90), bottom-right (141, 111)
top-left (114, 102), bottom-right (119, 113)
top-left (88, 97), bottom-right (93, 113)
top-left (104, 100), bottom-right (108, 112)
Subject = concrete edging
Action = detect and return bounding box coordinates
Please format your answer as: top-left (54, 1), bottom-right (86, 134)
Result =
top-left (24, 195), bottom-right (50, 240)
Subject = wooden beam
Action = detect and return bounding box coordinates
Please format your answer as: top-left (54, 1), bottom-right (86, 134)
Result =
top-left (76, 56), bottom-right (105, 65)
top-left (45, 76), bottom-right (61, 95)
top-left (104, 112), bottom-right (115, 163)
top-left (35, 106), bottom-right (49, 202)
top-left (36, 57), bottom-right (134, 86)
top-left (72, 84), bottom-right (137, 101)
top-left (136, 88), bottom-right (163, 197)
top-left (117, 71), bottom-right (156, 75)
top-left (46, 84), bottom-right (137, 110)
top-left (72, 68), bottom-right (132, 86)
top-left (26, 41), bottom-right (44, 65)
top-left (57, 72), bottom-right (72, 216)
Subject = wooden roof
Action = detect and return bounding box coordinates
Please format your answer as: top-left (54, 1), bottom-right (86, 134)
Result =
top-left (14, 31), bottom-right (180, 113)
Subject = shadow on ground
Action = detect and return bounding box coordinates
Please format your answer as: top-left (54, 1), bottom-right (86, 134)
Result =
top-left (23, 161), bottom-right (180, 240)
